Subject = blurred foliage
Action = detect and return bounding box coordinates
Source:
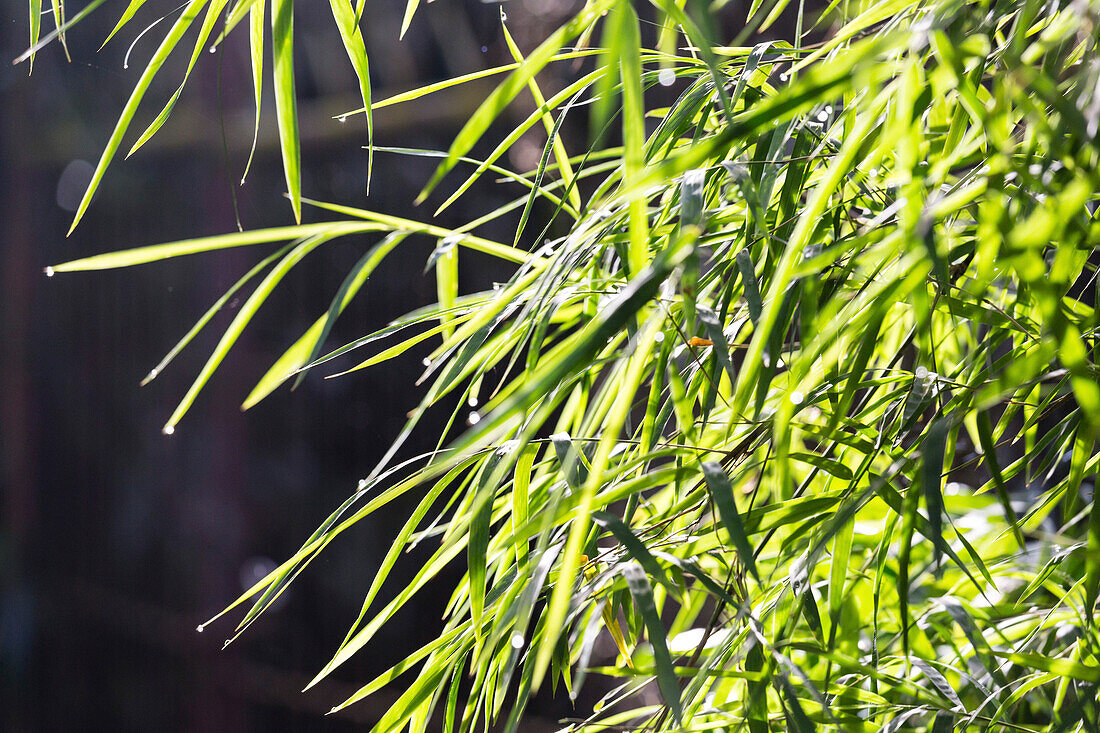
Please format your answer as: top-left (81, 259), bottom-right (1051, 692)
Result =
top-left (30, 0), bottom-right (1100, 729)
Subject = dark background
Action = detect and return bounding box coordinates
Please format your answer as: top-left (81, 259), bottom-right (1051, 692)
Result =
top-left (0, 0), bottom-right (805, 729)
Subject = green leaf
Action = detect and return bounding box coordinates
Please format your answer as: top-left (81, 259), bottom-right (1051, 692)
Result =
top-left (736, 248), bottom-right (762, 324)
top-left (289, 231), bottom-right (409, 390)
top-left (551, 432), bottom-right (588, 492)
top-left (299, 196), bottom-right (534, 264)
top-left (622, 561), bottom-right (682, 723)
top-left (163, 233), bottom-right (334, 432)
top-left (99, 0), bottom-right (144, 49)
top-left (325, 320), bottom-right (456, 380)
top-left (697, 305), bottom-right (736, 386)
top-left (328, 0), bottom-right (372, 192)
top-left (591, 511), bottom-right (678, 594)
top-left (39, 2), bottom-right (1100, 730)
top-left (779, 675), bottom-right (815, 733)
top-left (16, 0), bottom-right (109, 64)
top-left (922, 418), bottom-right (948, 571)
top-left (990, 651), bottom-right (1100, 684)
top-left (679, 168), bottom-right (707, 230)
top-left (271, 0), bottom-right (301, 222)
top-left (243, 231), bottom-right (411, 405)
top-left (512, 446), bottom-right (537, 568)
top-left (613, 0), bottom-right (648, 275)
top-left (469, 451), bottom-right (504, 632)
top-left (127, 0), bottom-right (231, 157)
top-left (65, 0), bottom-right (206, 234)
top-left (974, 409), bottom-right (1026, 548)
top-left (700, 462), bottom-right (759, 581)
top-left (416, 0), bottom-right (613, 204)
top-left (241, 0), bottom-right (265, 185)
top-left (27, 0), bottom-right (42, 71)
top-left (398, 0), bottom-right (419, 38)
top-left (1085, 443), bottom-right (1100, 626)
top-left (501, 18), bottom-right (581, 214)
top-left (434, 237), bottom-right (459, 339)
top-left (144, 244), bottom-right (292, 387)
top-left (50, 222), bottom-right (383, 272)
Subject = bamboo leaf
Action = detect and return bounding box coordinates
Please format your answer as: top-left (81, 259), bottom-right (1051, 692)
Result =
top-left (416, 0), bottom-right (613, 204)
top-left (27, 0), bottom-right (42, 71)
top-left (163, 233), bottom-right (334, 432)
top-left (679, 168), bottom-right (707, 230)
top-left (922, 418), bottom-right (948, 571)
top-left (50, 222), bottom-right (383, 272)
top-left (736, 248), bottom-right (762, 324)
top-left (65, 0), bottom-right (206, 234)
top-left (271, 0), bottom-right (301, 222)
top-left (622, 562), bottom-right (682, 723)
top-left (469, 451), bottom-right (503, 632)
top-left (328, 0), bottom-right (372, 192)
top-left (100, 0), bottom-right (145, 49)
top-left (700, 461), bottom-right (759, 581)
top-left (126, 0), bottom-right (230, 157)
top-left (144, 244), bottom-right (292, 386)
top-left (289, 231), bottom-right (409, 390)
top-left (615, 0), bottom-right (648, 275)
top-left (241, 0), bottom-right (265, 184)
top-left (990, 651), bottom-right (1100, 684)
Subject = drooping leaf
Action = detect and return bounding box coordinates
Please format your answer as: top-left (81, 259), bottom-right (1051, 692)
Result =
top-left (700, 462), bottom-right (759, 580)
top-left (271, 0), bottom-right (301, 222)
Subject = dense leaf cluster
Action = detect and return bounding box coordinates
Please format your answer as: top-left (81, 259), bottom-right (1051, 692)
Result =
top-left (35, 0), bottom-right (1100, 729)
